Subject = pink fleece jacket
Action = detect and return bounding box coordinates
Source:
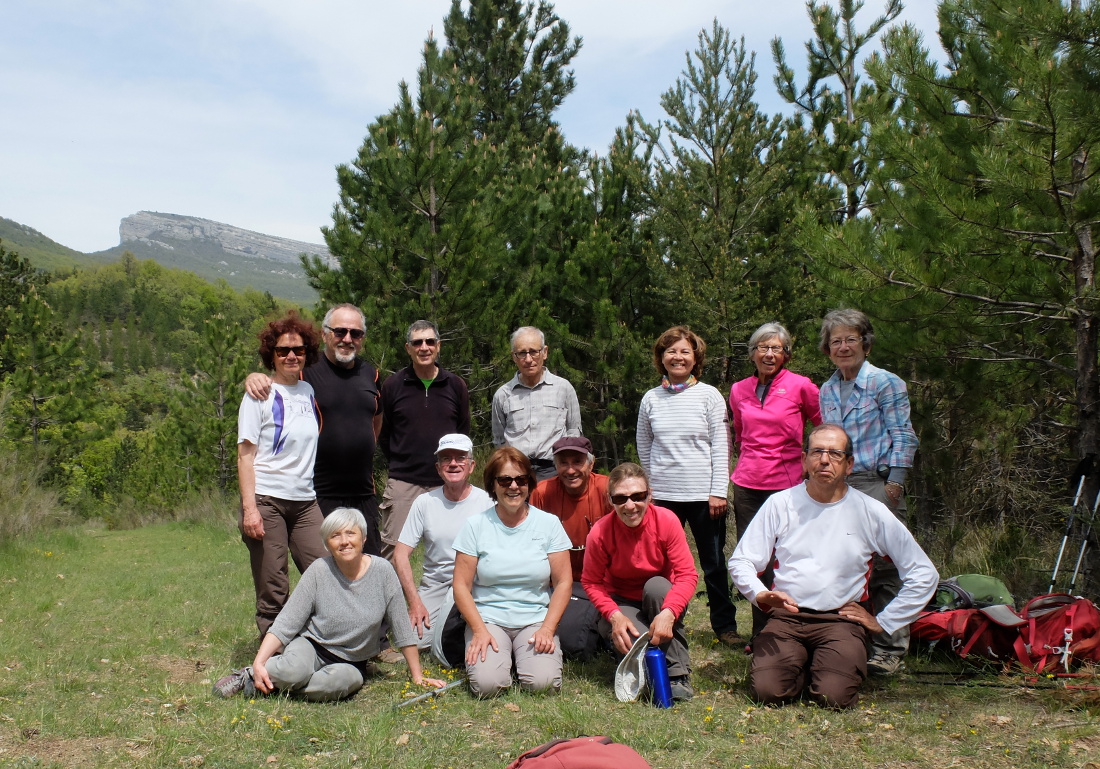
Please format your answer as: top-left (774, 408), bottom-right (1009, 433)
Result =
top-left (729, 367), bottom-right (821, 491)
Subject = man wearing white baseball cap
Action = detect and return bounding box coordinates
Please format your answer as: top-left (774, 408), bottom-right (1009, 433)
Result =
top-left (393, 434), bottom-right (491, 650)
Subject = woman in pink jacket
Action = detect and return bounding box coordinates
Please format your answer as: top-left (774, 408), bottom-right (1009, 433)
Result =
top-left (728, 323), bottom-right (821, 641)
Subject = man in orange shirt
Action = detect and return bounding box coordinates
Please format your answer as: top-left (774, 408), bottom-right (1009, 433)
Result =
top-left (530, 436), bottom-right (612, 660)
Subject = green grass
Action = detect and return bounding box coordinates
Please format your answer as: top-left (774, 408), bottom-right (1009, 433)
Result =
top-left (0, 523), bottom-right (1097, 768)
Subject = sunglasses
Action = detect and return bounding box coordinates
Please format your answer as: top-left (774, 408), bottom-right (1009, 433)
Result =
top-left (409, 338), bottom-right (439, 347)
top-left (494, 475), bottom-right (530, 489)
top-left (326, 326), bottom-right (366, 340)
top-left (610, 492), bottom-right (649, 505)
top-left (274, 346), bottom-right (307, 358)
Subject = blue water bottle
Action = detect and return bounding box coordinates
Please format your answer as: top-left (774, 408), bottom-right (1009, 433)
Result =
top-left (644, 647), bottom-right (673, 708)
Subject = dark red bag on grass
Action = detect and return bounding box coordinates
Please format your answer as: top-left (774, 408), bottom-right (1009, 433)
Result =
top-left (1013, 593), bottom-right (1100, 673)
top-left (911, 605), bottom-right (1023, 664)
top-left (505, 736), bottom-right (652, 769)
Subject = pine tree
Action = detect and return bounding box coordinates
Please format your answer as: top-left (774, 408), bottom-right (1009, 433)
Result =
top-left (772, 0), bottom-right (903, 222)
top-left (640, 21), bottom-right (829, 384)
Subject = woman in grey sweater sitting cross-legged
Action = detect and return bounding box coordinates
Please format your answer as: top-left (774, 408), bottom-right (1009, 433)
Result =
top-left (215, 508), bottom-right (444, 701)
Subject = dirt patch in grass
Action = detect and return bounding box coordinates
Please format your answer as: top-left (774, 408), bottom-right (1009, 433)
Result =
top-left (0, 733), bottom-right (149, 767)
top-left (150, 655), bottom-right (209, 686)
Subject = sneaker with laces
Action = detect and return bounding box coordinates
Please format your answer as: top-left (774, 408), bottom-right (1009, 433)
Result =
top-left (669, 675), bottom-right (694, 701)
top-left (213, 667), bottom-right (256, 698)
top-left (866, 653), bottom-right (904, 676)
top-left (375, 647), bottom-right (406, 665)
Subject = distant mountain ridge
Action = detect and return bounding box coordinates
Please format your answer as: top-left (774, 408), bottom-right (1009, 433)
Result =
top-left (1, 212), bottom-right (332, 304)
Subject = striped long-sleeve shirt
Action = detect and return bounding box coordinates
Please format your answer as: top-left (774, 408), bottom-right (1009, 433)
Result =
top-left (636, 382), bottom-right (731, 502)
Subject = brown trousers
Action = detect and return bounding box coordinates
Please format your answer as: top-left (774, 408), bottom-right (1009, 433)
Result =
top-left (241, 495), bottom-right (327, 637)
top-left (750, 609), bottom-right (869, 709)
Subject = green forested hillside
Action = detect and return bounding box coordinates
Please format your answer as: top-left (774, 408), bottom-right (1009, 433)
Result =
top-left (0, 217), bottom-right (106, 272)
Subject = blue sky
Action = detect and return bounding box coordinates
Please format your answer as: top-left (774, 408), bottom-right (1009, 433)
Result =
top-left (0, 1), bottom-right (940, 253)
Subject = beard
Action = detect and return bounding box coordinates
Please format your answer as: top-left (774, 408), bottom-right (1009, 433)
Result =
top-left (331, 346), bottom-right (358, 365)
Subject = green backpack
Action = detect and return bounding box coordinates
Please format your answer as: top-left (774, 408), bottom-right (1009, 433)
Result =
top-left (927, 574), bottom-right (1015, 611)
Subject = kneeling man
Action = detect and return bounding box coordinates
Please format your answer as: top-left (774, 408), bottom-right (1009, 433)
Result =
top-left (393, 434), bottom-right (491, 649)
top-left (727, 424), bottom-right (937, 708)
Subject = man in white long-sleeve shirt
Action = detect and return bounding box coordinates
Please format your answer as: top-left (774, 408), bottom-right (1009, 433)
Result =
top-left (727, 424), bottom-right (937, 708)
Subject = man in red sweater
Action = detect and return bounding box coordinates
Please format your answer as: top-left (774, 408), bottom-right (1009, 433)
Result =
top-left (530, 436), bottom-right (611, 660)
top-left (582, 462), bottom-right (699, 701)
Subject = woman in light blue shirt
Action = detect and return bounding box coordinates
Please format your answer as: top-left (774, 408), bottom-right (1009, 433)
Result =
top-left (451, 446), bottom-right (572, 697)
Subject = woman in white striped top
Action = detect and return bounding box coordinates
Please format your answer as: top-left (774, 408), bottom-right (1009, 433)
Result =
top-left (636, 326), bottom-right (738, 646)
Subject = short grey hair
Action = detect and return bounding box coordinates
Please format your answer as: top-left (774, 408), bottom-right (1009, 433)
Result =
top-left (554, 451), bottom-right (595, 467)
top-left (322, 304), bottom-right (366, 330)
top-left (511, 326), bottom-right (546, 349)
top-left (406, 319), bottom-right (440, 343)
top-left (747, 322), bottom-right (793, 361)
top-left (819, 309), bottom-right (874, 355)
top-left (320, 507), bottom-right (368, 541)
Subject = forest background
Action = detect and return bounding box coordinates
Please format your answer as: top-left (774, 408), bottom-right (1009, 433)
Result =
top-left (3, 0), bottom-right (1100, 597)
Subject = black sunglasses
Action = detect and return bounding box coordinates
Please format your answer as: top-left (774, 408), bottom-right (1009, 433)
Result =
top-left (409, 337), bottom-right (439, 347)
top-left (494, 475), bottom-right (530, 489)
top-left (326, 326), bottom-right (365, 340)
top-left (610, 492), bottom-right (648, 505)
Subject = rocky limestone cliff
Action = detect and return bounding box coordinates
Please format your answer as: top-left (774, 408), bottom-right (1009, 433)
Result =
top-left (120, 211), bottom-right (334, 266)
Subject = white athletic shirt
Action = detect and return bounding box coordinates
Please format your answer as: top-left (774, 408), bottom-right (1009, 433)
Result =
top-left (398, 486), bottom-right (492, 594)
top-left (237, 381), bottom-right (320, 501)
top-left (727, 482), bottom-right (938, 635)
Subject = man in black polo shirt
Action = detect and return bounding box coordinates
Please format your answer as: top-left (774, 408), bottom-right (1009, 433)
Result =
top-left (378, 320), bottom-right (470, 561)
top-left (245, 303), bottom-right (382, 554)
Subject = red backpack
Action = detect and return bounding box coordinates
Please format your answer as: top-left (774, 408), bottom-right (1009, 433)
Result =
top-left (506, 737), bottom-right (652, 769)
top-left (911, 606), bottom-right (1022, 664)
top-left (1012, 594), bottom-right (1100, 673)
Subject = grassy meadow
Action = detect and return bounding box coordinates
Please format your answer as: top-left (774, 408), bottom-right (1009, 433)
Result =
top-left (0, 521), bottom-right (1097, 769)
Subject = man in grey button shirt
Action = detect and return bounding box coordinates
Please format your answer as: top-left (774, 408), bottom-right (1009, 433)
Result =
top-left (491, 326), bottom-right (582, 480)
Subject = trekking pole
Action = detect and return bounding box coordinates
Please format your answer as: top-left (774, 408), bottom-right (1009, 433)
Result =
top-left (1068, 489), bottom-right (1100, 595)
top-left (393, 677), bottom-right (465, 710)
top-left (1049, 475), bottom-right (1086, 593)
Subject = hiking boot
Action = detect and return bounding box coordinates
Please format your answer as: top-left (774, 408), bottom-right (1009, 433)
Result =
top-left (375, 647), bottom-right (406, 665)
top-left (213, 667), bottom-right (256, 698)
top-left (866, 652), bottom-right (904, 676)
top-left (717, 630), bottom-right (744, 647)
top-left (669, 675), bottom-right (694, 701)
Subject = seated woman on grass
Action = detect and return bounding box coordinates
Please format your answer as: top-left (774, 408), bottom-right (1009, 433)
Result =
top-left (214, 508), bottom-right (444, 701)
top-left (451, 447), bottom-right (573, 697)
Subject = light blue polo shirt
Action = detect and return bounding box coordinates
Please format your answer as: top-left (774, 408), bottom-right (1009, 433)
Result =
top-left (452, 505), bottom-right (571, 628)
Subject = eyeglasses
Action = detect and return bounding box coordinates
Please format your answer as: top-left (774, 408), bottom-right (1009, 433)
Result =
top-left (806, 448), bottom-right (851, 461)
top-left (828, 336), bottom-right (862, 349)
top-left (610, 492), bottom-right (649, 505)
top-left (325, 326), bottom-right (366, 340)
top-left (755, 345), bottom-right (785, 354)
top-left (512, 348), bottom-right (545, 360)
top-left (409, 338), bottom-right (439, 347)
top-left (494, 475), bottom-right (530, 488)
top-left (437, 455), bottom-right (469, 466)
top-left (274, 346), bottom-right (306, 358)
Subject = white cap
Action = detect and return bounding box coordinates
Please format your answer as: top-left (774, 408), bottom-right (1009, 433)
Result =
top-left (436, 434), bottom-right (473, 454)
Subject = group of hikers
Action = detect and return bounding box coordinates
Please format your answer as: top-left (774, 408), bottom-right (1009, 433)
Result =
top-left (213, 304), bottom-right (939, 709)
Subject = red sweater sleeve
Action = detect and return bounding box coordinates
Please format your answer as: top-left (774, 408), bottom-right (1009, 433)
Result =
top-left (581, 516), bottom-right (620, 619)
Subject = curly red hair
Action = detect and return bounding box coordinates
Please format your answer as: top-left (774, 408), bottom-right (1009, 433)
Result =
top-left (257, 310), bottom-right (321, 371)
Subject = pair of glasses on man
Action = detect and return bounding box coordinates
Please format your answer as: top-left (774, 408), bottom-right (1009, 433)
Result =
top-left (494, 475), bottom-right (530, 488)
top-left (408, 337), bottom-right (439, 347)
top-left (274, 346), bottom-right (306, 358)
top-left (325, 326), bottom-right (366, 340)
top-left (806, 448), bottom-right (851, 461)
top-left (610, 492), bottom-right (648, 505)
